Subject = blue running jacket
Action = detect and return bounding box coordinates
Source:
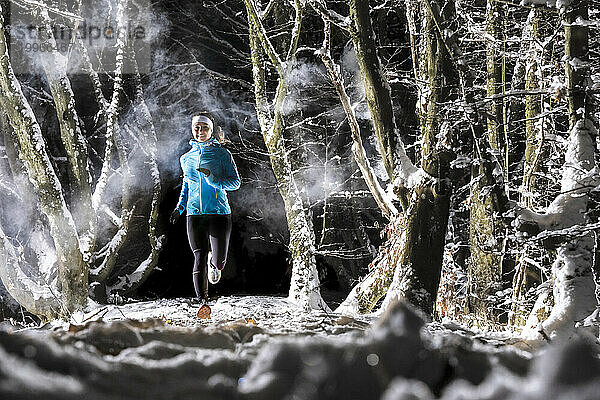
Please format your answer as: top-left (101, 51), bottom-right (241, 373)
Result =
top-left (176, 138), bottom-right (241, 215)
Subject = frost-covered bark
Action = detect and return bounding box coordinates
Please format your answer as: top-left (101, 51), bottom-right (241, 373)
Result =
top-left (379, 190), bottom-right (451, 313)
top-left (0, 119), bottom-right (49, 318)
top-left (519, 121), bottom-right (598, 340)
top-left (0, 5), bottom-right (86, 317)
top-left (485, 0), bottom-right (507, 172)
top-left (77, 32), bottom-right (113, 217)
top-left (518, 0), bottom-right (598, 340)
top-left (105, 44), bottom-right (164, 297)
top-left (511, 9), bottom-right (548, 326)
top-left (521, 12), bottom-right (545, 209)
top-left (316, 21), bottom-right (396, 290)
top-left (467, 0), bottom-right (510, 325)
top-left (334, 0), bottom-right (455, 315)
top-left (89, 208), bottom-right (134, 284)
top-left (77, 38), bottom-right (109, 115)
top-left (336, 214), bottom-right (407, 315)
top-left (90, 0), bottom-right (127, 214)
top-left (347, 0), bottom-right (399, 182)
top-left (87, 0), bottom-right (135, 287)
top-left (378, 0), bottom-right (454, 314)
top-left (76, 0), bottom-right (160, 299)
top-left (245, 0), bottom-right (328, 311)
top-left (0, 224), bottom-right (60, 320)
top-left (1, 114), bottom-right (40, 228)
top-left (318, 20), bottom-right (397, 219)
top-left (34, 8), bottom-right (94, 253)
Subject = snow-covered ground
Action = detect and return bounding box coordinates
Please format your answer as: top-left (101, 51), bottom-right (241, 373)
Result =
top-left (77, 296), bottom-right (375, 334)
top-left (1, 296), bottom-right (599, 399)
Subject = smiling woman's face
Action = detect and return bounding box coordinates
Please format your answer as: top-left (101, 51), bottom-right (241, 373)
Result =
top-left (193, 121), bottom-right (213, 142)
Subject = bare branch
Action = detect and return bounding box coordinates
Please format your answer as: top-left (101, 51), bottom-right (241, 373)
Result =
top-left (318, 19), bottom-right (397, 218)
top-left (10, 0), bottom-right (84, 21)
top-left (244, 0), bottom-right (284, 73)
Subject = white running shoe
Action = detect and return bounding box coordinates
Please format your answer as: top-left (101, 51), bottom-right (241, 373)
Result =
top-left (208, 251), bottom-right (221, 284)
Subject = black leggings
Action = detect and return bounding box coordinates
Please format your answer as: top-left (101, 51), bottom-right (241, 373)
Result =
top-left (186, 214), bottom-right (232, 299)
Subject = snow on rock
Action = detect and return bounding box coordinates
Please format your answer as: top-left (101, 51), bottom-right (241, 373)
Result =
top-left (240, 301), bottom-right (445, 400)
top-left (1, 297), bottom-right (600, 399)
top-left (438, 339), bottom-right (600, 400)
top-left (0, 323), bottom-right (246, 400)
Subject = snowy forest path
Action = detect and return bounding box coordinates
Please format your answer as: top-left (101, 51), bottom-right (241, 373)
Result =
top-left (73, 295), bottom-right (375, 335)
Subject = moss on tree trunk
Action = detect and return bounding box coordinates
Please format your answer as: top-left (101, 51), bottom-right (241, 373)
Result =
top-left (467, 0), bottom-right (510, 326)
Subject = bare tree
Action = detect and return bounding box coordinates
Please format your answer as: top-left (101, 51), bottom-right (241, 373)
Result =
top-left (510, 8), bottom-right (553, 326)
top-left (515, 0), bottom-right (598, 340)
top-left (311, 0), bottom-right (456, 315)
top-left (467, 0), bottom-right (511, 325)
top-left (0, 0), bottom-right (164, 317)
top-left (244, 0), bottom-right (329, 310)
top-left (0, 3), bottom-right (85, 317)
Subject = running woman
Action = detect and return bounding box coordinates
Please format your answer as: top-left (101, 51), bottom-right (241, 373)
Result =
top-left (170, 112), bottom-right (241, 318)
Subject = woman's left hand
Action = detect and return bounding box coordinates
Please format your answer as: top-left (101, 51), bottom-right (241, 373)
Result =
top-left (197, 167), bottom-right (211, 176)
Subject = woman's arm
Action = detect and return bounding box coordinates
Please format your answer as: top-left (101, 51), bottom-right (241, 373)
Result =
top-left (175, 179), bottom-right (189, 213)
top-left (205, 150), bottom-right (241, 191)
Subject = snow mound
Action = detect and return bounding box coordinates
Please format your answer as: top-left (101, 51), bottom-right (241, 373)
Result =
top-left (240, 302), bottom-right (444, 399)
top-left (0, 318), bottom-right (260, 399)
top-left (439, 339), bottom-right (600, 400)
top-left (1, 297), bottom-right (599, 399)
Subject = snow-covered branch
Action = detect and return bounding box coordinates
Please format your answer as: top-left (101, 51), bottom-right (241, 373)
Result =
top-left (243, 0), bottom-right (285, 73)
top-left (317, 20), bottom-right (398, 218)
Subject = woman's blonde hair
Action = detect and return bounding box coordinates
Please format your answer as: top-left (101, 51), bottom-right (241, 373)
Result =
top-left (192, 111), bottom-right (229, 144)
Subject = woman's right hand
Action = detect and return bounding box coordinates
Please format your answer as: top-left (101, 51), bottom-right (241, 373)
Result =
top-left (170, 209), bottom-right (181, 225)
top-left (197, 167), bottom-right (211, 176)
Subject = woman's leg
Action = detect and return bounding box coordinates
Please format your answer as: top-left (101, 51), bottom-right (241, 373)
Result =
top-left (186, 215), bottom-right (210, 299)
top-left (208, 214), bottom-right (232, 271)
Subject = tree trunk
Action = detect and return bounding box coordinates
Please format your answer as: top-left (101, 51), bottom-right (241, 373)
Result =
top-left (380, 0), bottom-right (454, 315)
top-left (519, 0), bottom-right (597, 341)
top-left (319, 20), bottom-right (397, 219)
top-left (336, 0), bottom-right (454, 315)
top-left (467, 0), bottom-right (509, 326)
top-left (88, 0), bottom-right (134, 287)
top-left (485, 0), bottom-right (507, 172)
top-left (0, 224), bottom-right (60, 320)
top-left (34, 8), bottom-right (94, 250)
top-left (106, 43), bottom-right (165, 297)
top-left (0, 6), bottom-right (86, 317)
top-left (348, 0), bottom-right (399, 182)
top-left (245, 0), bottom-right (328, 310)
top-left (336, 214), bottom-right (405, 314)
top-left (536, 0), bottom-right (597, 339)
top-left (468, 165), bottom-right (506, 325)
top-left (511, 9), bottom-right (546, 326)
